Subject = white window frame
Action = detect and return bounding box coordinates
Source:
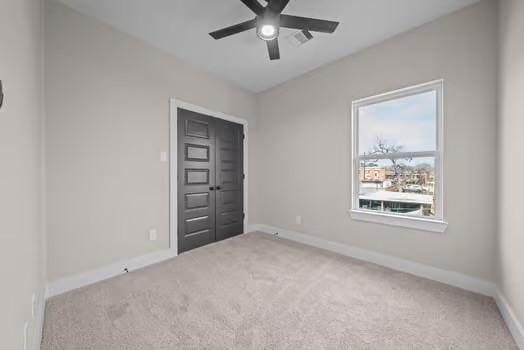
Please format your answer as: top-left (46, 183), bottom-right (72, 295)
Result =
top-left (350, 80), bottom-right (447, 233)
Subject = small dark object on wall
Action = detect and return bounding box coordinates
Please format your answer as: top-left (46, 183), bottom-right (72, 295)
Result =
top-left (0, 80), bottom-right (4, 109)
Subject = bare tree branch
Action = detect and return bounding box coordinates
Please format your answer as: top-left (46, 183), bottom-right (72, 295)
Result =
top-left (368, 137), bottom-right (412, 191)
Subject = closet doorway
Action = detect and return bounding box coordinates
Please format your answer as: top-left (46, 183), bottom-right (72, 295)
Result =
top-left (171, 102), bottom-right (247, 254)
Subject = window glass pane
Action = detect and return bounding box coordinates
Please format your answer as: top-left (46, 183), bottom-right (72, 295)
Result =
top-left (358, 90), bottom-right (437, 155)
top-left (358, 157), bottom-right (436, 217)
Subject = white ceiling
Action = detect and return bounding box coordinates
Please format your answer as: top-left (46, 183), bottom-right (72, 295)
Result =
top-left (56, 0), bottom-right (480, 92)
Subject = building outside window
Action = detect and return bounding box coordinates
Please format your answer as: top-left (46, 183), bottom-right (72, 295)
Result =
top-left (351, 80), bottom-right (447, 232)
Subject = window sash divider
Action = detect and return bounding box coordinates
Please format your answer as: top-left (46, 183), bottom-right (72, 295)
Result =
top-left (358, 151), bottom-right (436, 161)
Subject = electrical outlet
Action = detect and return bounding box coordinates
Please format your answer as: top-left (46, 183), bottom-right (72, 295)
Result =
top-left (295, 216), bottom-right (302, 225)
top-left (148, 228), bottom-right (158, 241)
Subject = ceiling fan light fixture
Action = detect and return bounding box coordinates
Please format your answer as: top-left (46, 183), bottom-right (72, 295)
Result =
top-left (260, 24), bottom-right (276, 38)
top-left (256, 15), bottom-right (279, 41)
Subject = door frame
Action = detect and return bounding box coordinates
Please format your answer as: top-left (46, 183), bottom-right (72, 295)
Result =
top-left (169, 98), bottom-right (249, 254)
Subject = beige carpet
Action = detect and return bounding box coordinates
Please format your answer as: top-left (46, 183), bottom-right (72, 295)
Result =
top-left (42, 232), bottom-right (517, 349)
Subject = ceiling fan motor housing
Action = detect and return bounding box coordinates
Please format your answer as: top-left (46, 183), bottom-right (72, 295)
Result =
top-left (256, 13), bottom-right (280, 41)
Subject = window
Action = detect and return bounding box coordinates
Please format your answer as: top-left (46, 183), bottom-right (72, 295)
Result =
top-left (351, 80), bottom-right (446, 232)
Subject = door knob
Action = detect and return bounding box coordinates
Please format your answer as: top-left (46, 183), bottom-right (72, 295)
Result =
top-left (216, 186), bottom-right (221, 190)
top-left (209, 186), bottom-right (215, 191)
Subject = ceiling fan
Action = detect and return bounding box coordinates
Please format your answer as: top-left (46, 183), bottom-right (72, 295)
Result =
top-left (209, 0), bottom-right (340, 61)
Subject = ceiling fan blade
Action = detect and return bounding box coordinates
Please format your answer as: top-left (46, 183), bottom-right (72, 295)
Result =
top-left (280, 15), bottom-right (339, 33)
top-left (267, 38), bottom-right (280, 60)
top-left (302, 29), bottom-right (314, 40)
top-left (268, 0), bottom-right (291, 14)
top-left (209, 19), bottom-right (257, 39)
top-left (240, 0), bottom-right (265, 15)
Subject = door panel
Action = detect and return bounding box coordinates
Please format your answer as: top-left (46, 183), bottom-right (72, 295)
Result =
top-left (215, 120), bottom-right (244, 241)
top-left (185, 143), bottom-right (210, 162)
top-left (177, 109), bottom-right (216, 253)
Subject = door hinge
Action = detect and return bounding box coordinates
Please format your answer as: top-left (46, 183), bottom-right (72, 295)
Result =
top-left (242, 174), bottom-right (245, 180)
top-left (242, 133), bottom-right (245, 140)
top-left (242, 213), bottom-right (245, 220)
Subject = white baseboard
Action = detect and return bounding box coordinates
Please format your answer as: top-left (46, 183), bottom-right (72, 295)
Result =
top-left (46, 248), bottom-right (178, 298)
top-left (246, 224), bottom-right (263, 234)
top-left (28, 288), bottom-right (46, 350)
top-left (495, 289), bottom-right (524, 349)
top-left (250, 224), bottom-right (495, 296)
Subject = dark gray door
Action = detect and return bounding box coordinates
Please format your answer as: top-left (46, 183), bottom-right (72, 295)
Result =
top-left (177, 109), bottom-right (216, 253)
top-left (177, 108), bottom-right (244, 253)
top-left (215, 119), bottom-right (244, 241)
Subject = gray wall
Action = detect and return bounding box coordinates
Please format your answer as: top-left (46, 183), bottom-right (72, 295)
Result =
top-left (45, 1), bottom-right (257, 281)
top-left (498, 0), bottom-right (524, 328)
top-left (0, 0), bottom-right (45, 348)
top-left (255, 0), bottom-right (498, 280)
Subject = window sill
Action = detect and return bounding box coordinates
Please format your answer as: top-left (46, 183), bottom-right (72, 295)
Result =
top-left (349, 209), bottom-right (448, 233)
